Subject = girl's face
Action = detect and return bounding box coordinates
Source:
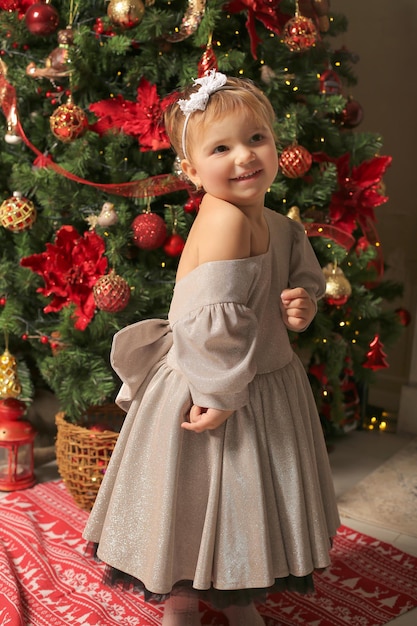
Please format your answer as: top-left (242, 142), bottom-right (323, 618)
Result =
top-left (182, 108), bottom-right (278, 212)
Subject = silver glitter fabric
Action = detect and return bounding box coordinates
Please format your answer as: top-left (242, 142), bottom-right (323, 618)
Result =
top-left (83, 209), bottom-right (340, 597)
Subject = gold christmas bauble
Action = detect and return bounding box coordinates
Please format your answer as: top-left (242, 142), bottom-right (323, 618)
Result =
top-left (107, 0), bottom-right (145, 28)
top-left (323, 263), bottom-right (352, 306)
top-left (0, 191), bottom-right (36, 231)
top-left (286, 206), bottom-right (302, 222)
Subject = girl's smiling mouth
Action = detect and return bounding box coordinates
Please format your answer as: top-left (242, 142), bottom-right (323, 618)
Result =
top-left (232, 169), bottom-right (262, 181)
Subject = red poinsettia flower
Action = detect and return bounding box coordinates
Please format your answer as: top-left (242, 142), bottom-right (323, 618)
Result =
top-left (20, 225), bottom-right (108, 330)
top-left (89, 78), bottom-right (177, 152)
top-left (225, 0), bottom-right (289, 58)
top-left (322, 153), bottom-right (392, 234)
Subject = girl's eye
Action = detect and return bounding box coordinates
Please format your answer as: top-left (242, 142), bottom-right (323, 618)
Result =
top-left (213, 145), bottom-right (228, 154)
top-left (251, 133), bottom-right (264, 143)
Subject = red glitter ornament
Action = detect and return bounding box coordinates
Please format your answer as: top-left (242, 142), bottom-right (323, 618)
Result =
top-left (50, 100), bottom-right (88, 142)
top-left (363, 334), bottom-right (389, 371)
top-left (24, 1), bottom-right (59, 36)
top-left (0, 191), bottom-right (36, 231)
top-left (93, 270), bottom-right (130, 313)
top-left (198, 41), bottom-right (218, 77)
top-left (164, 233), bottom-right (185, 257)
top-left (283, 14), bottom-right (318, 52)
top-left (279, 144), bottom-right (312, 178)
top-left (131, 212), bottom-right (167, 250)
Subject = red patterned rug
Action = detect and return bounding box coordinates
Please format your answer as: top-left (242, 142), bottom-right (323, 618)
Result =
top-left (0, 481), bottom-right (416, 626)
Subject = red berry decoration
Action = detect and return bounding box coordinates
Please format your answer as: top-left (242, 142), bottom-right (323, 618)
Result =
top-left (283, 14), bottom-right (317, 52)
top-left (132, 212), bottom-right (167, 250)
top-left (50, 99), bottom-right (88, 143)
top-left (93, 270), bottom-right (131, 313)
top-left (25, 1), bottom-right (60, 36)
top-left (164, 233), bottom-right (185, 257)
top-left (279, 144), bottom-right (312, 179)
top-left (0, 191), bottom-right (36, 231)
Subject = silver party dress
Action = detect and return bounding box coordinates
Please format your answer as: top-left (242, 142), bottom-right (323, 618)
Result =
top-left (83, 208), bottom-right (340, 606)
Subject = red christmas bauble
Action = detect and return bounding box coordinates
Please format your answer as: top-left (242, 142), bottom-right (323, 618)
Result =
top-left (131, 212), bottom-right (167, 250)
top-left (25, 2), bottom-right (59, 36)
top-left (93, 271), bottom-right (130, 313)
top-left (340, 98), bottom-right (364, 128)
top-left (164, 233), bottom-right (185, 257)
top-left (282, 14), bottom-right (318, 52)
top-left (50, 101), bottom-right (88, 142)
top-left (279, 144), bottom-right (312, 178)
top-left (395, 307), bottom-right (411, 327)
top-left (184, 195), bottom-right (202, 213)
top-left (0, 191), bottom-right (36, 231)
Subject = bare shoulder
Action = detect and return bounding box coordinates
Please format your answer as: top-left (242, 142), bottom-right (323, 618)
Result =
top-left (194, 195), bottom-right (251, 264)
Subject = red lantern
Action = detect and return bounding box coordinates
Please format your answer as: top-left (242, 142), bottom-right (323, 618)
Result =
top-left (0, 398), bottom-right (36, 491)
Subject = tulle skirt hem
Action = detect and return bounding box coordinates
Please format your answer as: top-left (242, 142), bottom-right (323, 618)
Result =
top-left (86, 542), bottom-right (315, 609)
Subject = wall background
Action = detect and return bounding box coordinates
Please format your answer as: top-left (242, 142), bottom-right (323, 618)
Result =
top-left (330, 0), bottom-right (417, 424)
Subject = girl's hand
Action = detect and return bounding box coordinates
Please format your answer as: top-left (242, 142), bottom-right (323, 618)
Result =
top-left (280, 287), bottom-right (316, 332)
top-left (182, 406), bottom-right (234, 433)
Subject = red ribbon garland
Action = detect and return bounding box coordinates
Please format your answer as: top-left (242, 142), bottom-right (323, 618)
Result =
top-left (0, 64), bottom-right (190, 198)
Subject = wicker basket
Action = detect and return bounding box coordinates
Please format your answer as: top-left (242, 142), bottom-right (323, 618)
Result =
top-left (55, 404), bottom-right (125, 511)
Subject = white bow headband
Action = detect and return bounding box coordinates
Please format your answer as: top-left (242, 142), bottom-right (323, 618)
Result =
top-left (177, 70), bottom-right (228, 160)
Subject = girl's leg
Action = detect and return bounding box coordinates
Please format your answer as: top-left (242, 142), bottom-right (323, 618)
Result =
top-left (161, 592), bottom-right (201, 626)
top-left (222, 602), bottom-right (264, 626)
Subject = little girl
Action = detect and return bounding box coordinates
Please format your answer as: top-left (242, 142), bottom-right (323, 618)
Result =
top-left (83, 71), bottom-right (340, 626)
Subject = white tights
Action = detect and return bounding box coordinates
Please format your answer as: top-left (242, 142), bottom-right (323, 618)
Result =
top-left (161, 593), bottom-right (264, 626)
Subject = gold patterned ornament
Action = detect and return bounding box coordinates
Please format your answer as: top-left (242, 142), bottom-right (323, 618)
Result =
top-left (50, 97), bottom-right (88, 143)
top-left (0, 191), bottom-right (37, 231)
top-left (0, 348), bottom-right (22, 399)
top-left (107, 0), bottom-right (146, 29)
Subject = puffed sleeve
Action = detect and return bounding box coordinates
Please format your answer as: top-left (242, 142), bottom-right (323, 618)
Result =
top-left (167, 258), bottom-right (263, 412)
top-left (169, 302), bottom-right (258, 411)
top-left (288, 219), bottom-right (326, 306)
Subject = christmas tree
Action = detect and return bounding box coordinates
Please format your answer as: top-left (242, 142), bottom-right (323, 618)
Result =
top-left (0, 0), bottom-right (404, 430)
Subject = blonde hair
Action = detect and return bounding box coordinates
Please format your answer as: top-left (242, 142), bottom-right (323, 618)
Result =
top-left (164, 76), bottom-right (276, 162)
